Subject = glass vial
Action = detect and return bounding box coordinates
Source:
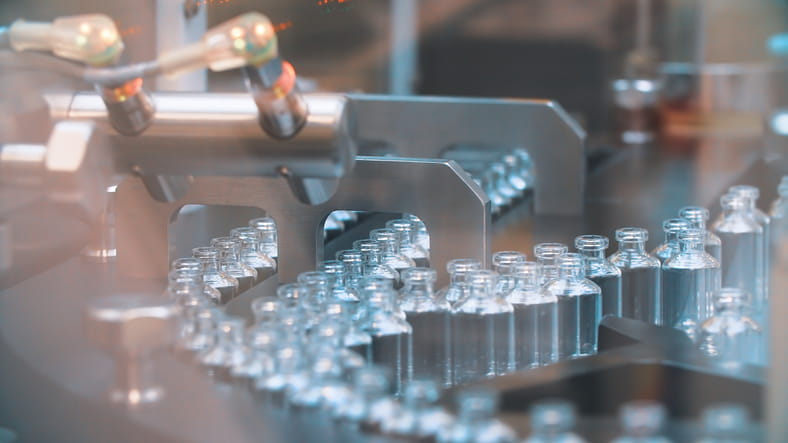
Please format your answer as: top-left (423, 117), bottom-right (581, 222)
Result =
top-left (230, 226), bottom-right (276, 279)
top-left (711, 194), bottom-right (764, 314)
top-left (542, 253), bottom-right (602, 359)
top-left (336, 249), bottom-right (365, 292)
top-left (769, 176), bottom-right (788, 258)
top-left (661, 229), bottom-right (721, 338)
top-left (399, 268), bottom-right (452, 388)
top-left (697, 288), bottom-right (764, 367)
top-left (437, 388), bottom-right (518, 443)
top-left (248, 216), bottom-right (278, 259)
top-left (192, 246), bottom-right (238, 304)
top-left (361, 287), bottom-right (413, 397)
top-left (492, 250), bottom-right (528, 298)
top-left (652, 218), bottom-right (692, 264)
top-left (437, 258), bottom-right (482, 307)
top-left (728, 185), bottom-right (770, 310)
top-left (370, 228), bottom-right (416, 272)
top-left (451, 270), bottom-right (515, 384)
top-left (611, 401), bottom-right (670, 443)
top-left (353, 239), bottom-right (400, 283)
top-left (171, 257), bottom-right (222, 303)
top-left (507, 262), bottom-right (558, 369)
top-left (210, 236), bottom-right (257, 293)
top-left (387, 218), bottom-right (430, 267)
top-left (523, 400), bottom-right (587, 443)
top-left (198, 316), bottom-right (246, 382)
top-left (679, 206), bottom-right (722, 261)
top-left (534, 243), bottom-right (569, 284)
top-left (381, 379), bottom-right (455, 439)
top-left (575, 235), bottom-right (622, 317)
top-left (609, 228), bottom-right (662, 325)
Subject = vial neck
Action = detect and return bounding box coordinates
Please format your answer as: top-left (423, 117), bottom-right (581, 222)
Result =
top-left (403, 281), bottom-right (434, 299)
top-left (558, 267), bottom-right (583, 280)
top-left (679, 240), bottom-right (705, 253)
top-left (577, 248), bottom-right (605, 260)
top-left (618, 241), bottom-right (645, 254)
top-left (199, 257), bottom-right (220, 274)
top-left (665, 231), bottom-right (681, 243)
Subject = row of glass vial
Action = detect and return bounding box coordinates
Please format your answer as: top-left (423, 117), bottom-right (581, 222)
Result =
top-left (170, 216), bottom-right (279, 304)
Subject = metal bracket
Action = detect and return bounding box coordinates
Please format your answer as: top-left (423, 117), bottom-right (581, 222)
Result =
top-left (347, 94), bottom-right (586, 215)
top-left (115, 157), bottom-right (490, 286)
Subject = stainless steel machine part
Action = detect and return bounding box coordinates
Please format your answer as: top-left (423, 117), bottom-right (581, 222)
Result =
top-left (346, 94), bottom-right (586, 215)
top-left (84, 294), bottom-right (178, 407)
top-left (114, 157), bottom-right (490, 287)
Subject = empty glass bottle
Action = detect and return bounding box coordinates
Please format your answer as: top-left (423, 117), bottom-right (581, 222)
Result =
top-left (361, 286), bottom-right (413, 397)
top-left (353, 239), bottom-right (399, 283)
top-left (318, 259), bottom-right (361, 306)
top-left (255, 342), bottom-right (310, 407)
top-left (319, 301), bottom-right (371, 367)
top-left (609, 228), bottom-right (662, 325)
top-left (697, 288), bottom-right (764, 367)
top-left (509, 262), bottom-right (559, 368)
top-left (437, 258), bottom-right (482, 307)
top-left (437, 388), bottom-right (518, 443)
top-left (492, 250), bottom-right (528, 297)
top-left (534, 243), bottom-right (569, 285)
top-left (611, 401), bottom-right (670, 443)
top-left (662, 229), bottom-right (721, 338)
top-left (250, 296), bottom-right (281, 327)
top-left (652, 218), bottom-right (692, 264)
top-left (172, 290), bottom-right (212, 361)
top-left (370, 228), bottom-right (416, 272)
top-left (728, 185), bottom-right (770, 308)
top-left (696, 404), bottom-right (754, 443)
top-left (381, 379), bottom-right (455, 439)
top-left (175, 306), bottom-right (221, 362)
top-left (199, 316), bottom-right (246, 382)
top-left (334, 366), bottom-right (400, 430)
top-left (575, 235), bottom-right (623, 317)
top-left (297, 271), bottom-right (331, 332)
top-left (231, 323), bottom-right (279, 391)
top-left (403, 213), bottom-right (431, 254)
top-left (452, 270), bottom-right (515, 384)
top-left (210, 236), bottom-right (257, 293)
top-left (248, 216), bottom-right (278, 259)
top-left (399, 267), bottom-right (452, 387)
top-left (230, 226), bottom-right (276, 279)
top-left (387, 218), bottom-right (430, 267)
top-left (522, 400), bottom-right (586, 443)
top-left (171, 257), bottom-right (222, 302)
top-left (192, 246), bottom-right (238, 304)
top-left (679, 206), bottom-right (722, 261)
top-left (711, 194), bottom-right (764, 313)
top-left (290, 349), bottom-right (354, 412)
top-left (165, 268), bottom-right (205, 302)
top-left (336, 249), bottom-right (365, 292)
top-left (523, 400), bottom-right (587, 443)
top-left (542, 253), bottom-right (602, 359)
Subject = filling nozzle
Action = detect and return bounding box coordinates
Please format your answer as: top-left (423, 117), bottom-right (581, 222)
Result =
top-left (242, 58), bottom-right (308, 139)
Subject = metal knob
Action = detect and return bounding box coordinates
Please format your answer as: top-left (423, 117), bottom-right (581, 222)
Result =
top-left (85, 294), bottom-right (178, 407)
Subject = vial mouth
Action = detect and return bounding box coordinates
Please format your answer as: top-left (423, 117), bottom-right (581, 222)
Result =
top-left (276, 282), bottom-right (308, 301)
top-left (574, 234), bottom-right (609, 250)
top-left (400, 267), bottom-right (436, 283)
top-left (677, 228), bottom-right (706, 242)
top-left (530, 400), bottom-right (576, 430)
top-left (210, 236), bottom-right (241, 251)
top-left (386, 219), bottom-right (414, 233)
top-left (359, 276), bottom-right (395, 291)
top-left (250, 296), bottom-right (280, 316)
top-left (352, 239), bottom-right (382, 254)
top-left (230, 227), bottom-right (260, 241)
top-left (249, 217), bottom-right (277, 232)
top-left (467, 269), bottom-right (498, 287)
top-left (318, 260), bottom-right (345, 274)
top-left (297, 271), bottom-right (330, 286)
top-left (336, 249), bottom-right (363, 262)
top-left (492, 251), bottom-right (528, 266)
top-left (192, 246), bottom-right (221, 259)
top-left (714, 287), bottom-right (750, 309)
top-left (556, 253), bottom-right (584, 269)
top-left (370, 228), bottom-right (398, 243)
top-left (663, 218), bottom-right (691, 233)
top-left (728, 184), bottom-right (760, 200)
top-left (172, 257), bottom-right (203, 271)
top-left (446, 258), bottom-right (482, 275)
top-left (615, 227), bottom-right (648, 242)
top-left (620, 401), bottom-right (666, 433)
top-left (678, 206), bottom-right (710, 223)
top-left (720, 193), bottom-right (749, 210)
top-left (534, 243), bottom-right (569, 258)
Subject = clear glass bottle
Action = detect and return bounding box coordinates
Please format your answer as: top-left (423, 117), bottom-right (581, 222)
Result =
top-left (353, 239), bottom-right (400, 283)
top-left (198, 316), bottom-right (247, 382)
top-left (370, 228), bottom-right (416, 273)
top-left (336, 249), bottom-right (365, 292)
top-left (611, 401), bottom-right (670, 443)
top-left (230, 226), bottom-right (276, 279)
top-left (652, 218), bottom-right (692, 264)
top-left (492, 250), bottom-right (528, 297)
top-left (523, 400), bottom-right (586, 443)
top-left (542, 253), bottom-right (602, 359)
top-left (248, 216), bottom-right (278, 259)
top-left (710, 194), bottom-right (764, 314)
top-left (386, 218), bottom-right (430, 267)
top-left (437, 258), bottom-right (482, 307)
top-left (275, 283), bottom-right (308, 344)
top-left (769, 176), bottom-right (788, 253)
top-left (608, 228), bottom-right (662, 325)
top-left (728, 185), bottom-right (770, 308)
top-left (334, 366), bottom-right (401, 430)
top-left (172, 286), bottom-right (212, 361)
top-left (452, 270), bottom-right (515, 384)
top-left (697, 288), bottom-right (764, 367)
top-left (250, 295), bottom-right (281, 328)
top-left (507, 262), bottom-right (558, 368)
top-left (696, 404), bottom-right (754, 443)
top-left (679, 206), bottom-right (722, 261)
top-left (192, 246), bottom-right (238, 304)
top-left (175, 306), bottom-right (221, 362)
top-left (381, 379), bottom-right (455, 439)
top-left (290, 349), bottom-right (353, 412)
top-left (399, 268), bottom-right (452, 387)
top-left (361, 286), bottom-right (413, 397)
top-left (575, 235), bottom-right (622, 317)
top-left (210, 236), bottom-right (257, 293)
top-left (403, 213), bottom-right (431, 254)
top-left (297, 271), bottom-right (331, 332)
top-left (534, 243), bottom-right (569, 285)
top-left (255, 342), bottom-right (310, 407)
top-left (165, 268), bottom-right (205, 303)
top-left (437, 388), bottom-right (518, 443)
top-left (318, 259), bottom-right (361, 306)
top-left (662, 229), bottom-right (721, 338)
top-left (231, 322), bottom-right (279, 391)
top-left (319, 301), bottom-right (371, 368)
top-left (171, 257), bottom-right (222, 302)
